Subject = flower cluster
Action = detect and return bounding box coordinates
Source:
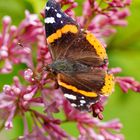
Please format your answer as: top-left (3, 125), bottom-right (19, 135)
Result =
top-left (77, 0), bottom-right (131, 46)
top-left (0, 0), bottom-right (139, 140)
top-left (56, 0), bottom-right (77, 16)
top-left (0, 11), bottom-right (44, 73)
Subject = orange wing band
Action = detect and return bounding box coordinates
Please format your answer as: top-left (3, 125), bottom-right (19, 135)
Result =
top-left (47, 24), bottom-right (78, 44)
top-left (57, 77), bottom-right (98, 97)
top-left (101, 73), bottom-right (114, 96)
top-left (86, 33), bottom-right (107, 60)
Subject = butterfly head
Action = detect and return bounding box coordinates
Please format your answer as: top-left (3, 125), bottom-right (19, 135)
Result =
top-left (45, 0), bottom-right (78, 38)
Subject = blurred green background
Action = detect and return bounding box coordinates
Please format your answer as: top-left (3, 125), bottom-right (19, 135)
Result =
top-left (0, 0), bottom-right (140, 140)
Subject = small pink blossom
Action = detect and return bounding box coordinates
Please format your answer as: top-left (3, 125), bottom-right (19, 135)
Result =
top-left (24, 68), bottom-right (34, 82)
top-left (116, 76), bottom-right (140, 93)
top-left (56, 0), bottom-right (77, 17)
top-left (109, 67), bottom-right (122, 74)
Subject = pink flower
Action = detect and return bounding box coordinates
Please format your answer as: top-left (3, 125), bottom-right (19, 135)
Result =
top-left (0, 0), bottom-right (137, 139)
top-left (63, 100), bottom-right (123, 140)
top-left (56, 0), bottom-right (77, 17)
top-left (116, 76), bottom-right (140, 93)
top-left (109, 67), bottom-right (122, 74)
top-left (109, 0), bottom-right (131, 7)
top-left (77, 0), bottom-right (130, 41)
top-left (0, 11), bottom-right (45, 73)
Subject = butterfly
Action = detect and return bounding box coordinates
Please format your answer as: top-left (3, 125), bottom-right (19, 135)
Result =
top-left (44, 0), bottom-right (114, 111)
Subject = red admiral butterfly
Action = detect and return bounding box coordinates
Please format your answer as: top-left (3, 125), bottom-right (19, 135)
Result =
top-left (45, 0), bottom-right (114, 111)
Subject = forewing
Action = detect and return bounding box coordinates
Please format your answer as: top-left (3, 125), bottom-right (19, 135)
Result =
top-left (45, 0), bottom-right (107, 67)
top-left (45, 0), bottom-right (79, 60)
top-left (58, 31), bottom-right (108, 67)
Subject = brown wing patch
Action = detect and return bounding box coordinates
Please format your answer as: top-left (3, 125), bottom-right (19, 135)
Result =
top-left (57, 73), bottom-right (98, 97)
top-left (48, 29), bottom-right (108, 67)
top-left (57, 67), bottom-right (106, 96)
top-left (48, 31), bottom-right (79, 60)
top-left (57, 31), bottom-right (108, 67)
top-left (74, 69), bottom-right (106, 92)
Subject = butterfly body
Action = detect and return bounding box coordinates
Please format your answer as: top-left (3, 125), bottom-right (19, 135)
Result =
top-left (45, 0), bottom-right (114, 111)
top-left (49, 59), bottom-right (90, 74)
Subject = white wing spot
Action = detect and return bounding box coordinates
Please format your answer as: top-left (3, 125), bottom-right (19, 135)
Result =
top-left (46, 6), bottom-right (50, 10)
top-left (71, 103), bottom-right (77, 107)
top-left (44, 17), bottom-right (55, 24)
top-left (80, 100), bottom-right (86, 104)
top-left (55, 9), bottom-right (57, 12)
top-left (56, 13), bottom-right (62, 18)
top-left (81, 96), bottom-right (84, 99)
top-left (61, 21), bottom-right (63, 23)
top-left (64, 94), bottom-right (77, 100)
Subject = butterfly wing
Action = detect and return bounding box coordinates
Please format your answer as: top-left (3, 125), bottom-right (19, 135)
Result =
top-left (45, 0), bottom-right (114, 110)
top-left (45, 0), bottom-right (79, 60)
top-left (57, 72), bottom-right (101, 110)
top-left (57, 31), bottom-right (108, 67)
top-left (57, 68), bottom-right (114, 110)
top-left (45, 0), bottom-right (107, 66)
